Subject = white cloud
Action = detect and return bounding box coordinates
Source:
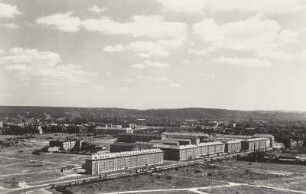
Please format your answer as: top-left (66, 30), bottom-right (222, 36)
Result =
top-left (114, 86), bottom-right (128, 92)
top-left (183, 59), bottom-right (191, 64)
top-left (144, 60), bottom-right (170, 68)
top-left (0, 47), bottom-right (93, 84)
top-left (211, 0), bottom-right (306, 14)
top-left (36, 12), bottom-right (82, 32)
top-left (256, 49), bottom-right (293, 61)
top-left (127, 41), bottom-right (170, 58)
top-left (156, 0), bottom-right (306, 14)
top-left (37, 13), bottom-right (187, 39)
top-left (192, 15), bottom-right (299, 53)
top-left (131, 63), bottom-right (146, 69)
top-left (168, 82), bottom-right (181, 88)
top-left (157, 0), bottom-right (208, 13)
top-left (188, 47), bottom-right (217, 56)
top-left (92, 84), bottom-right (106, 89)
top-left (131, 60), bottom-right (170, 69)
top-left (83, 15), bottom-right (187, 39)
top-left (0, 47), bottom-right (61, 67)
top-left (5, 64), bottom-right (29, 71)
top-left (104, 39), bottom-right (184, 58)
top-left (137, 76), bottom-right (169, 83)
top-left (89, 5), bottom-right (108, 13)
top-left (297, 49), bottom-right (306, 61)
top-left (213, 57), bottom-right (271, 67)
top-left (103, 44), bottom-right (125, 52)
top-left (0, 2), bottom-right (22, 18)
top-left (198, 73), bottom-right (215, 81)
top-left (105, 71), bottom-right (113, 76)
top-left (0, 23), bottom-right (19, 29)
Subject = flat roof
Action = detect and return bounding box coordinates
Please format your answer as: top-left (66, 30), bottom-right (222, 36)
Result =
top-left (242, 137), bottom-right (269, 142)
top-left (162, 132), bottom-right (209, 138)
top-left (118, 133), bottom-right (161, 137)
top-left (90, 148), bottom-right (163, 160)
top-left (253, 134), bottom-right (274, 138)
top-left (222, 140), bottom-right (242, 144)
top-left (96, 127), bottom-right (132, 130)
top-left (111, 142), bottom-right (154, 147)
top-left (153, 141), bottom-right (224, 150)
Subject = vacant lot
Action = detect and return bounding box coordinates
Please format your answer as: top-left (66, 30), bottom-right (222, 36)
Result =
top-left (0, 134), bottom-right (105, 189)
top-left (63, 159), bottom-right (296, 194)
top-left (200, 185), bottom-right (301, 194)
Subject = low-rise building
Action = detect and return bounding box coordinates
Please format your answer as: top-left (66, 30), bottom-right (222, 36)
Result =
top-left (223, 140), bottom-right (241, 153)
top-left (110, 142), bottom-right (154, 152)
top-left (117, 133), bottom-right (162, 143)
top-left (253, 134), bottom-right (274, 148)
top-left (95, 126), bottom-right (133, 135)
top-left (153, 141), bottom-right (224, 161)
top-left (215, 134), bottom-right (252, 140)
top-left (150, 138), bottom-right (191, 146)
top-left (241, 138), bottom-right (269, 151)
top-left (161, 132), bottom-right (209, 145)
top-left (83, 149), bottom-right (164, 175)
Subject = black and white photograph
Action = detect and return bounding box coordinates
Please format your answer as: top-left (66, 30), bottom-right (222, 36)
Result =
top-left (0, 0), bottom-right (306, 193)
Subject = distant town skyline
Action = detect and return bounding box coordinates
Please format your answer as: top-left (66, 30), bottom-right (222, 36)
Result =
top-left (0, 0), bottom-right (306, 111)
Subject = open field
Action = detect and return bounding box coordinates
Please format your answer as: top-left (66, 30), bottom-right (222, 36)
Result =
top-left (126, 191), bottom-right (195, 194)
top-left (62, 158), bottom-right (304, 194)
top-left (200, 185), bottom-right (301, 194)
top-left (0, 133), bottom-right (115, 190)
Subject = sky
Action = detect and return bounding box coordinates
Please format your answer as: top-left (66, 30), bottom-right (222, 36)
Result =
top-left (0, 0), bottom-right (306, 111)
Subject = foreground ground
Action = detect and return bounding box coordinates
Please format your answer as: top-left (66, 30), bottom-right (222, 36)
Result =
top-left (0, 133), bottom-right (116, 194)
top-left (0, 134), bottom-right (305, 194)
top-left (62, 160), bottom-right (306, 194)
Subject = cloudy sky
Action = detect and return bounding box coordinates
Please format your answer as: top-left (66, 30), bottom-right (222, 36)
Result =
top-left (0, 0), bottom-right (306, 111)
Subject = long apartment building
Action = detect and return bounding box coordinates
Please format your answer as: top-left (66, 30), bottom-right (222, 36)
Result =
top-left (117, 133), bottom-right (163, 143)
top-left (95, 126), bottom-right (133, 135)
top-left (110, 142), bottom-right (154, 152)
top-left (223, 140), bottom-right (242, 153)
top-left (150, 138), bottom-right (191, 146)
top-left (161, 132), bottom-right (209, 144)
top-left (153, 141), bottom-right (224, 161)
top-left (241, 138), bottom-right (269, 151)
top-left (83, 149), bottom-right (164, 175)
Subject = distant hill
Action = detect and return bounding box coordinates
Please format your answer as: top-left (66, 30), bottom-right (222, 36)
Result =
top-left (0, 106), bottom-right (306, 121)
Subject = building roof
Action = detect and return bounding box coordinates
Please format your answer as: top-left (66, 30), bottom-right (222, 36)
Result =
top-left (90, 148), bottom-right (163, 160)
top-left (96, 126), bottom-right (132, 131)
top-left (162, 132), bottom-right (209, 138)
top-left (253, 134), bottom-right (274, 138)
top-left (153, 141), bottom-right (224, 150)
top-left (222, 140), bottom-right (242, 144)
top-left (215, 134), bottom-right (252, 139)
top-left (111, 142), bottom-right (154, 147)
top-left (242, 137), bottom-right (268, 142)
top-left (118, 133), bottom-right (161, 137)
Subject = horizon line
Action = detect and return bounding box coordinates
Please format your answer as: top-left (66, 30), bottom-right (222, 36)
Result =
top-left (0, 105), bottom-right (305, 113)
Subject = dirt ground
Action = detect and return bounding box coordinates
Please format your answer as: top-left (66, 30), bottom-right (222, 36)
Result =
top-left (200, 185), bottom-right (301, 194)
top-left (0, 133), bottom-right (113, 189)
top-left (64, 159), bottom-right (300, 194)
